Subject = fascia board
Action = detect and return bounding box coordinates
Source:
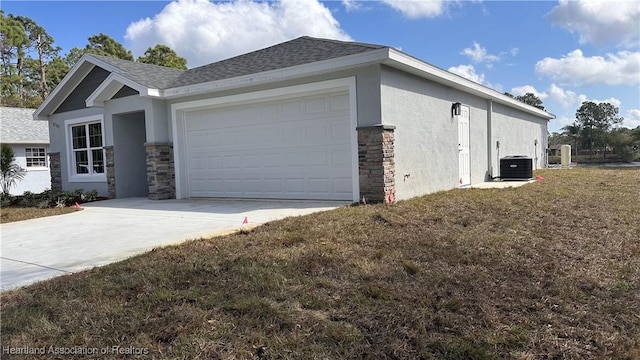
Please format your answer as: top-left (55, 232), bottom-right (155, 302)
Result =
top-left (385, 49), bottom-right (555, 120)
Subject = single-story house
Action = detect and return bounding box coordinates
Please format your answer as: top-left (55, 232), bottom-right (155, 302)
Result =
top-left (1, 107), bottom-right (51, 195)
top-left (34, 36), bottom-right (554, 203)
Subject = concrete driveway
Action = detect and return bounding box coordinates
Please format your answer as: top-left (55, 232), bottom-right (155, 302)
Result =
top-left (1, 198), bottom-right (345, 291)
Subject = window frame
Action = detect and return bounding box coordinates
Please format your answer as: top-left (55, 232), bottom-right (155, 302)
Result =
top-left (65, 116), bottom-right (106, 182)
top-left (25, 147), bottom-right (48, 169)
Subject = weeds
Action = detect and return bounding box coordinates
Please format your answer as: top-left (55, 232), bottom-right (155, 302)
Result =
top-left (1, 168), bottom-right (639, 359)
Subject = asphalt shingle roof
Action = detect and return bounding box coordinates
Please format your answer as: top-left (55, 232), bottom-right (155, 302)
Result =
top-left (88, 54), bottom-right (184, 89)
top-left (171, 36), bottom-right (387, 88)
top-left (0, 107), bottom-right (49, 144)
top-left (87, 36), bottom-right (387, 90)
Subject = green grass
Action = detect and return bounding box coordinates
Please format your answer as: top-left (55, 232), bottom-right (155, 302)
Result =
top-left (1, 168), bottom-right (639, 359)
top-left (0, 206), bottom-right (80, 223)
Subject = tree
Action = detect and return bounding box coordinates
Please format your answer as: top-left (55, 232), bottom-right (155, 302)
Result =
top-left (137, 44), bottom-right (187, 70)
top-left (63, 47), bottom-right (86, 67)
top-left (85, 33), bottom-right (133, 61)
top-left (0, 144), bottom-right (26, 195)
top-left (13, 15), bottom-right (60, 100)
top-left (575, 101), bottom-right (623, 159)
top-left (0, 12), bottom-right (61, 107)
top-left (504, 92), bottom-right (545, 111)
top-left (607, 128), bottom-right (635, 161)
top-left (561, 123), bottom-right (581, 157)
top-left (0, 11), bottom-right (31, 106)
top-left (515, 92), bottom-right (545, 111)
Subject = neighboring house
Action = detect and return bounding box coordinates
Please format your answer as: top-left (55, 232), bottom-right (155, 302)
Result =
top-left (34, 37), bottom-right (554, 203)
top-left (0, 107), bottom-right (51, 195)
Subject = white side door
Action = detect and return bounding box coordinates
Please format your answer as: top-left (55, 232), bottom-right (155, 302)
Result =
top-left (458, 105), bottom-right (471, 186)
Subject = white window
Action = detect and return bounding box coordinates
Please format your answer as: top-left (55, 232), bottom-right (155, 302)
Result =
top-left (65, 116), bottom-right (106, 181)
top-left (25, 147), bottom-right (47, 167)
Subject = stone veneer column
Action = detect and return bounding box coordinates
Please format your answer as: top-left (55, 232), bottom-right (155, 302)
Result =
top-left (145, 143), bottom-right (175, 200)
top-left (357, 125), bottom-right (396, 204)
top-left (104, 146), bottom-right (116, 199)
top-left (48, 152), bottom-right (62, 192)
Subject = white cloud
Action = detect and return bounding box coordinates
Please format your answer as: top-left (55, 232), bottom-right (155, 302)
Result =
top-left (461, 42), bottom-right (500, 63)
top-left (624, 109), bottom-right (640, 128)
top-left (511, 85), bottom-right (548, 100)
top-left (547, 83), bottom-right (587, 108)
top-left (592, 97), bottom-right (622, 108)
top-left (549, 115), bottom-right (576, 132)
top-left (125, 0), bottom-right (351, 67)
top-left (342, 0), bottom-right (361, 12)
top-left (382, 0), bottom-right (446, 19)
top-left (547, 0), bottom-right (640, 48)
top-left (448, 64), bottom-right (502, 91)
top-left (448, 64), bottom-right (485, 84)
top-left (535, 49), bottom-right (640, 86)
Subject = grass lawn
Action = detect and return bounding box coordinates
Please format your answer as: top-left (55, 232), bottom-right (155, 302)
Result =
top-left (1, 168), bottom-right (639, 359)
top-left (0, 206), bottom-right (80, 224)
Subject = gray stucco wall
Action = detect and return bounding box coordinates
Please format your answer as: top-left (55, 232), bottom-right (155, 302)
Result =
top-left (112, 112), bottom-right (147, 198)
top-left (48, 107), bottom-right (108, 196)
top-left (380, 66), bottom-right (490, 200)
top-left (491, 102), bottom-right (548, 172)
top-left (48, 92), bottom-right (165, 197)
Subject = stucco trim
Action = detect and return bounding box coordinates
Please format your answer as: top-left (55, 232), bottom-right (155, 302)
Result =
top-left (170, 77), bottom-right (360, 202)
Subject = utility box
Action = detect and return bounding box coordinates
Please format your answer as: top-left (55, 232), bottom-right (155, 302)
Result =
top-left (500, 156), bottom-right (533, 180)
top-left (561, 145), bottom-right (571, 168)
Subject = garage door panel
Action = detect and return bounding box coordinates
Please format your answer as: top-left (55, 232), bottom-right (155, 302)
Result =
top-left (207, 157), bottom-right (222, 170)
top-left (331, 94), bottom-right (349, 110)
top-left (305, 96), bottom-right (328, 113)
top-left (185, 91), bottom-right (353, 200)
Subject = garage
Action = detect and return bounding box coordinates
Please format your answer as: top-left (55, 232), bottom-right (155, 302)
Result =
top-left (182, 90), bottom-right (355, 200)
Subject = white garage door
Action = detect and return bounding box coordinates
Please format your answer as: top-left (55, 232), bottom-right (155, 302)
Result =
top-left (184, 91), bottom-right (353, 200)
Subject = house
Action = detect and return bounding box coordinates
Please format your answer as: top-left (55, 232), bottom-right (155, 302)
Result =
top-left (34, 37), bottom-right (554, 203)
top-left (0, 107), bottom-right (51, 195)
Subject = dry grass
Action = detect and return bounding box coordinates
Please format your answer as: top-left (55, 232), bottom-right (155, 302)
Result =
top-left (0, 206), bottom-right (80, 223)
top-left (1, 167), bottom-right (639, 359)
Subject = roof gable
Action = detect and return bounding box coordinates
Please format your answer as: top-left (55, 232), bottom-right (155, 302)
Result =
top-left (87, 54), bottom-right (184, 89)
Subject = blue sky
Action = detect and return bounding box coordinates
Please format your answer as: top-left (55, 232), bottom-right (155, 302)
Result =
top-left (4, 0), bottom-right (640, 132)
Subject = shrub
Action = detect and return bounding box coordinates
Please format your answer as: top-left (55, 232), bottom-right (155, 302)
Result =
top-left (10, 189), bottom-right (102, 208)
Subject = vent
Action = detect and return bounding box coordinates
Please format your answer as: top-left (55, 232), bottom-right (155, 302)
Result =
top-left (500, 156), bottom-right (532, 180)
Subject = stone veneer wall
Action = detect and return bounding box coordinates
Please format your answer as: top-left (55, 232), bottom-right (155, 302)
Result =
top-left (145, 143), bottom-right (175, 200)
top-left (357, 125), bottom-right (395, 203)
top-left (48, 152), bottom-right (62, 192)
top-left (104, 146), bottom-right (116, 199)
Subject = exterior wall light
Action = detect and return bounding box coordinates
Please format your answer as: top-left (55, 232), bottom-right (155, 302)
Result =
top-left (451, 102), bottom-right (462, 117)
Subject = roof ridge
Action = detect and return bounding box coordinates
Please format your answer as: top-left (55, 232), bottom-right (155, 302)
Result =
top-left (300, 36), bottom-right (387, 50)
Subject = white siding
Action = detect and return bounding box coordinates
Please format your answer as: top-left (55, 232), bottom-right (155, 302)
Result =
top-left (7, 144), bottom-right (51, 195)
